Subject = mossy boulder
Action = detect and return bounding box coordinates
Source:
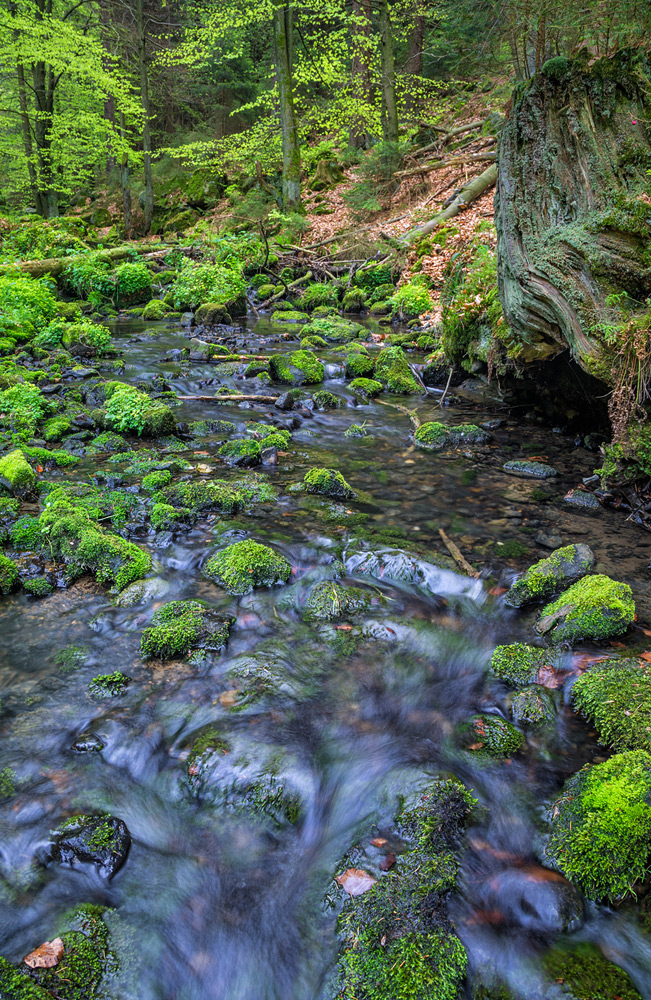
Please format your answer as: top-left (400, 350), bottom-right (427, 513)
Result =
top-left (345, 353), bottom-right (375, 378)
top-left (510, 686), bottom-right (555, 726)
top-left (312, 390), bottom-right (343, 410)
top-left (269, 350), bottom-right (324, 385)
top-left (545, 750), bottom-right (651, 902)
top-left (0, 554), bottom-right (19, 595)
top-left (218, 438), bottom-right (261, 467)
top-left (141, 298), bottom-right (170, 321)
top-left (142, 469), bottom-right (172, 492)
top-left (330, 778), bottom-right (473, 1000)
top-left (350, 378), bottom-right (383, 398)
top-left (374, 346), bottom-right (421, 394)
top-left (536, 574), bottom-right (635, 643)
top-left (414, 422), bottom-right (489, 452)
top-left (296, 283), bottom-right (340, 312)
top-left (271, 309), bottom-right (309, 325)
top-left (490, 643), bottom-right (556, 686)
top-left (463, 715), bottom-right (524, 756)
top-left (161, 476), bottom-right (274, 514)
top-left (50, 814), bottom-right (130, 878)
top-left (572, 657), bottom-right (651, 752)
top-left (0, 449), bottom-right (37, 497)
top-left (304, 467), bottom-right (355, 500)
top-left (541, 942), bottom-right (643, 1000)
top-left (505, 544), bottom-right (595, 608)
top-left (204, 539), bottom-right (291, 595)
top-left (141, 600), bottom-right (232, 659)
top-left (503, 459), bottom-right (558, 479)
top-left (342, 289), bottom-right (366, 313)
top-left (150, 501), bottom-right (194, 531)
top-left (195, 301), bottom-right (233, 326)
top-left (301, 316), bottom-right (364, 344)
top-left (103, 383), bottom-right (176, 438)
top-left (304, 581), bottom-right (371, 621)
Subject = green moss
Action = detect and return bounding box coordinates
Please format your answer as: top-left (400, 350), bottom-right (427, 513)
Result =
top-left (505, 543), bottom-right (595, 607)
top-left (0, 497), bottom-right (19, 519)
top-left (10, 514), bottom-right (42, 549)
top-left (141, 298), bottom-right (170, 321)
top-left (89, 671), bottom-right (130, 697)
top-left (0, 449), bottom-right (36, 495)
top-left (542, 942), bottom-right (642, 1000)
top-left (161, 476), bottom-right (274, 513)
top-left (391, 282), bottom-right (432, 320)
top-left (271, 309), bottom-right (310, 325)
top-left (545, 750), bottom-right (651, 902)
top-left (27, 903), bottom-right (117, 1000)
top-left (414, 422), bottom-right (449, 451)
top-left (142, 469), bottom-right (172, 492)
top-left (42, 416), bottom-right (72, 442)
top-left (312, 390), bottom-right (343, 409)
top-left (510, 686), bottom-right (555, 726)
top-left (187, 726), bottom-right (231, 774)
top-left (344, 422), bottom-right (372, 438)
top-left (374, 346), bottom-right (421, 394)
top-left (22, 445), bottom-right (78, 468)
top-left (342, 289), bottom-right (366, 312)
top-left (465, 715), bottom-right (524, 756)
top-left (494, 539), bottom-right (529, 559)
top-left (300, 317), bottom-right (364, 344)
top-left (87, 431), bottom-right (126, 453)
top-left (350, 377), bottom-right (383, 398)
top-left (0, 553), bottom-right (18, 594)
top-left (0, 766), bottom-right (16, 800)
top-left (23, 577), bottom-right (53, 597)
top-left (503, 459), bottom-right (558, 479)
top-left (218, 438), bottom-right (261, 466)
top-left (572, 658), bottom-right (651, 751)
top-left (150, 502), bottom-right (193, 531)
top-left (269, 350), bottom-right (324, 385)
top-left (490, 643), bottom-right (552, 686)
top-left (304, 581), bottom-right (371, 621)
top-left (304, 467), bottom-right (356, 500)
top-left (141, 600), bottom-right (232, 659)
top-left (204, 539), bottom-right (291, 595)
top-left (345, 353), bottom-right (375, 378)
top-left (537, 574), bottom-right (635, 643)
top-left (0, 957), bottom-right (53, 998)
top-left (103, 382), bottom-right (176, 437)
top-left (296, 282), bottom-right (340, 311)
top-left (54, 645), bottom-right (88, 672)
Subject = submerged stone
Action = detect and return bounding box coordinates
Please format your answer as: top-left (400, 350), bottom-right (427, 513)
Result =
top-left (503, 459), bottom-right (558, 479)
top-left (204, 539), bottom-right (291, 595)
top-left (536, 574), bottom-right (635, 643)
top-left (541, 942), bottom-right (642, 1000)
top-left (304, 467), bottom-right (356, 500)
top-left (490, 643), bottom-right (555, 686)
top-left (545, 750), bottom-right (651, 902)
top-left (141, 600), bottom-right (232, 659)
top-left (505, 543), bottom-right (595, 607)
top-left (510, 686), bottom-right (555, 726)
top-left (50, 815), bottom-right (131, 878)
top-left (303, 581), bottom-right (371, 621)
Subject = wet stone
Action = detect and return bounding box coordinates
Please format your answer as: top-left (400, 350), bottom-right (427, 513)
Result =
top-left (563, 489), bottom-right (601, 510)
top-left (503, 460), bottom-right (558, 479)
top-left (70, 732), bottom-right (105, 753)
top-left (50, 814), bottom-right (131, 878)
top-left (478, 867), bottom-right (584, 934)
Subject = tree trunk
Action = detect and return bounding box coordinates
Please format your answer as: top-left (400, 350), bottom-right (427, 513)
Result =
top-left (350, 0), bottom-right (372, 148)
top-left (119, 112), bottom-right (132, 237)
top-left (405, 12), bottom-right (425, 77)
top-left (16, 62), bottom-right (43, 215)
top-left (378, 0), bottom-right (399, 144)
top-left (31, 0), bottom-right (58, 217)
top-left (136, 0), bottom-right (154, 234)
top-left (402, 162), bottom-right (497, 243)
top-left (495, 50), bottom-right (651, 368)
top-left (272, 3), bottom-right (301, 212)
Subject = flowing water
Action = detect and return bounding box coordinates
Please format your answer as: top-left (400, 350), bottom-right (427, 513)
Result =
top-left (1, 313), bottom-right (651, 999)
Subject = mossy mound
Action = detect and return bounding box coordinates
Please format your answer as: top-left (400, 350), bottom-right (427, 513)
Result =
top-left (89, 671), bottom-right (130, 697)
top-left (572, 657), bottom-right (651, 751)
top-left (0, 449), bottom-right (37, 496)
top-left (329, 778), bottom-right (473, 1000)
top-left (218, 438), bottom-right (261, 467)
top-left (269, 350), bottom-right (324, 385)
top-left (345, 353), bottom-right (375, 378)
top-left (141, 600), bottom-right (232, 659)
top-left (194, 301), bottom-right (232, 326)
top-left (463, 715), bottom-right (524, 756)
top-left (304, 467), bottom-right (356, 500)
top-left (312, 390), bottom-right (343, 410)
top-left (0, 554), bottom-right (19, 595)
top-left (503, 459), bottom-right (557, 479)
top-left (490, 643), bottom-right (554, 686)
top-left (536, 574), bottom-right (635, 644)
top-left (204, 539), bottom-right (291, 595)
top-left (296, 283), bottom-right (340, 312)
top-left (545, 750), bottom-right (651, 902)
top-left (350, 378), bottom-right (383, 398)
top-left (103, 382), bottom-right (176, 438)
top-left (141, 298), bottom-right (170, 321)
top-left (301, 317), bottom-right (364, 344)
top-left (161, 475), bottom-right (274, 514)
top-left (303, 581), bottom-right (371, 621)
top-left (541, 942), bottom-right (642, 1000)
top-left (374, 346), bottom-right (421, 394)
top-left (414, 422), bottom-right (489, 451)
top-left (510, 686), bottom-right (555, 726)
top-left (142, 469), bottom-right (172, 492)
top-left (271, 309), bottom-right (309, 325)
top-left (505, 544), bottom-right (595, 607)
top-left (150, 502), bottom-right (194, 531)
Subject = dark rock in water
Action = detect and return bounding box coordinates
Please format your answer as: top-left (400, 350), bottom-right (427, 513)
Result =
top-left (510, 686), bottom-right (555, 726)
top-left (181, 312), bottom-right (194, 327)
top-left (275, 389), bottom-right (303, 411)
top-left (70, 732), bottom-right (105, 753)
top-left (503, 460), bottom-right (558, 479)
top-left (50, 814), bottom-right (130, 878)
top-left (563, 489), bottom-right (600, 510)
top-left (534, 529), bottom-right (563, 548)
top-left (477, 867), bottom-right (584, 933)
top-left (261, 445), bottom-right (278, 466)
top-left (505, 543), bottom-right (595, 608)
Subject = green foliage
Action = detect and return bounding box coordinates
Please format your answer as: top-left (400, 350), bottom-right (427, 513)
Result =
top-left (23, 577), bottom-right (53, 597)
top-left (0, 217), bottom-right (87, 263)
top-left (141, 600), bottom-right (231, 659)
top-left (343, 141), bottom-right (406, 220)
top-left (89, 671), bottom-right (130, 697)
top-left (572, 658), bottom-right (651, 752)
top-left (0, 383), bottom-right (49, 436)
top-left (0, 275), bottom-right (58, 344)
top-left (545, 750), bottom-right (651, 901)
top-left (441, 239), bottom-right (503, 365)
top-left (204, 539), bottom-right (291, 595)
top-left (0, 554), bottom-right (18, 594)
top-left (391, 283), bottom-right (432, 320)
top-left (296, 283), bottom-right (340, 312)
top-left (171, 258), bottom-right (246, 311)
top-left (35, 318), bottom-right (112, 354)
top-left (104, 383), bottom-right (176, 437)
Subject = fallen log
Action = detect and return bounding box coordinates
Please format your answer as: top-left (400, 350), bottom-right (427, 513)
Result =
top-left (401, 163), bottom-right (498, 244)
top-left (257, 271), bottom-right (312, 309)
top-left (177, 394), bottom-right (279, 403)
top-left (395, 152), bottom-right (496, 182)
top-left (0, 244), bottom-right (175, 279)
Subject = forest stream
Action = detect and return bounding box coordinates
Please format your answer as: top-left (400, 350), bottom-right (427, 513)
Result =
top-left (1, 309), bottom-right (650, 999)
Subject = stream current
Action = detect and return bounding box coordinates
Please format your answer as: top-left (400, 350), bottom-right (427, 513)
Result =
top-left (1, 313), bottom-right (651, 999)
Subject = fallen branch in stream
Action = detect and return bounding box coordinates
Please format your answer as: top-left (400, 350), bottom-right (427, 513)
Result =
top-left (177, 394), bottom-right (279, 403)
top-left (257, 271), bottom-right (313, 310)
top-left (377, 399), bottom-right (422, 427)
top-left (401, 163), bottom-right (498, 244)
top-left (439, 528), bottom-right (480, 579)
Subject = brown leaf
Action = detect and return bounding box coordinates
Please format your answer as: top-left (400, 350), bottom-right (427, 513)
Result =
top-left (468, 741), bottom-right (485, 750)
top-left (536, 663), bottom-right (565, 689)
top-left (489, 586), bottom-right (508, 597)
top-left (335, 868), bottom-right (377, 896)
top-left (640, 651), bottom-right (651, 662)
top-left (24, 939), bottom-right (64, 969)
top-left (218, 689), bottom-right (239, 707)
top-left (379, 853), bottom-right (396, 871)
top-left (336, 624), bottom-right (353, 631)
top-left (370, 837), bottom-right (387, 847)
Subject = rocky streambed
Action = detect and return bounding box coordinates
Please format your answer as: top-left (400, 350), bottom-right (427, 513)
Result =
top-left (0, 307), bottom-right (650, 999)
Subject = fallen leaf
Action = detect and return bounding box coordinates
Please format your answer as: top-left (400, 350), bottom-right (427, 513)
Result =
top-left (24, 939), bottom-right (64, 969)
top-left (335, 868), bottom-right (377, 896)
top-left (370, 837), bottom-right (387, 847)
top-left (468, 741), bottom-right (485, 750)
top-left (489, 586), bottom-right (508, 597)
top-left (336, 624), bottom-right (353, 631)
top-left (640, 651), bottom-right (651, 662)
top-left (379, 853), bottom-right (396, 871)
top-left (536, 663), bottom-right (565, 689)
top-left (218, 690), bottom-right (239, 707)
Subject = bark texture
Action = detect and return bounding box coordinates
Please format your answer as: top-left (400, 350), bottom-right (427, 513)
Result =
top-left (272, 3), bottom-right (301, 212)
top-left (495, 49), bottom-right (651, 368)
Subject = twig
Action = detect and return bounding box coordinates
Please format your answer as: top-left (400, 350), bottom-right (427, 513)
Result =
top-left (439, 528), bottom-right (479, 578)
top-left (177, 394), bottom-right (279, 403)
top-left (377, 399), bottom-right (422, 426)
top-left (438, 368), bottom-right (454, 407)
top-left (246, 294), bottom-right (259, 318)
top-left (257, 271), bottom-right (313, 309)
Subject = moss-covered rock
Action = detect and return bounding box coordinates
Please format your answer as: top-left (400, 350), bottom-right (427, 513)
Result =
top-left (296, 283), bottom-right (340, 312)
top-left (204, 539), bottom-right (291, 595)
top-left (194, 301), bottom-right (232, 326)
top-left (505, 544), bottom-right (595, 607)
top-left (350, 377), bottom-right (383, 398)
top-left (304, 581), bottom-right (371, 621)
top-left (269, 350), bottom-right (324, 385)
top-left (150, 501), bottom-right (194, 531)
top-left (23, 577), bottom-right (53, 598)
top-left (271, 309), bottom-right (309, 325)
top-left (374, 346), bottom-right (421, 394)
top-left (141, 298), bottom-right (170, 321)
top-left (0, 449), bottom-right (37, 496)
top-left (342, 289), bottom-right (366, 313)
top-left (51, 814), bottom-right (130, 878)
top-left (300, 316), bottom-right (364, 344)
top-left (88, 671), bottom-right (130, 697)
top-left (536, 574), bottom-right (635, 643)
top-left (345, 353), bottom-right (375, 378)
top-left (161, 476), bottom-right (274, 514)
top-left (545, 750), bottom-right (651, 902)
top-left (218, 438), bottom-right (261, 467)
top-left (572, 657), bottom-right (651, 752)
top-left (312, 390), bottom-right (343, 410)
top-left (142, 469), bottom-right (172, 492)
top-left (329, 778), bottom-right (473, 1000)
top-left (103, 382), bottom-right (176, 438)
top-left (304, 467), bottom-right (356, 500)
top-left (0, 554), bottom-right (19, 595)
top-left (414, 422), bottom-right (489, 452)
top-left (541, 942), bottom-right (642, 1000)
top-left (463, 715), bottom-right (524, 756)
top-left (490, 643), bottom-right (557, 686)
top-left (510, 686), bottom-right (555, 726)
top-left (141, 600), bottom-right (232, 659)
top-left (503, 459), bottom-right (558, 479)
top-left (391, 282), bottom-right (432, 320)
